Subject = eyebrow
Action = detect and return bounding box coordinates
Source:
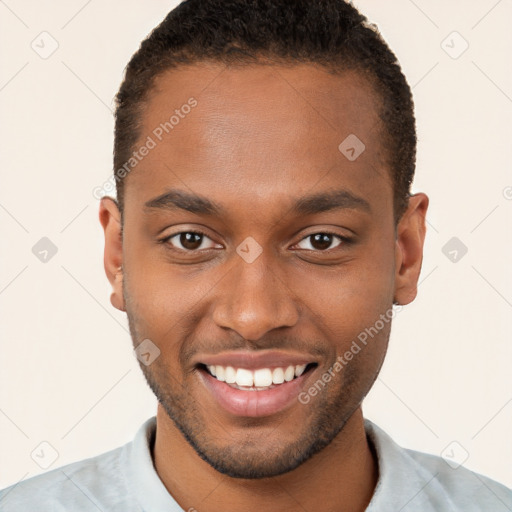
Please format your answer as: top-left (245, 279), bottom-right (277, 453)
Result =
top-left (143, 188), bottom-right (371, 216)
top-left (291, 189), bottom-right (371, 215)
top-left (144, 189), bottom-right (223, 215)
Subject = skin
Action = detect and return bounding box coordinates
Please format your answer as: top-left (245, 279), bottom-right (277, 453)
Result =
top-left (100, 62), bottom-right (428, 512)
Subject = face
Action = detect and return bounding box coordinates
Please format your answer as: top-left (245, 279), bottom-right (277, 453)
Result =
top-left (100, 62), bottom-right (427, 479)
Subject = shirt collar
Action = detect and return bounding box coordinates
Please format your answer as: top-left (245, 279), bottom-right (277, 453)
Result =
top-left (122, 416), bottom-right (183, 512)
top-left (364, 419), bottom-right (457, 512)
top-left (123, 416), bottom-right (457, 512)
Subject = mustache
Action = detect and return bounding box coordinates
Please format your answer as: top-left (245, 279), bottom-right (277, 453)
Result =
top-left (180, 335), bottom-right (327, 364)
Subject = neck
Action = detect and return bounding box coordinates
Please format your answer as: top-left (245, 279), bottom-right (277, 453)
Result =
top-left (153, 405), bottom-right (378, 512)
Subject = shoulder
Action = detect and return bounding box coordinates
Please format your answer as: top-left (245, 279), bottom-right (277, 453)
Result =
top-left (0, 444), bottom-right (136, 512)
top-left (406, 446), bottom-right (512, 510)
top-left (365, 420), bottom-right (512, 511)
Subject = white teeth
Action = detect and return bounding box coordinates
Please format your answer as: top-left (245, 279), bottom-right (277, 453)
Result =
top-left (215, 365), bottom-right (225, 382)
top-left (205, 363), bottom-right (312, 387)
top-left (235, 368), bottom-right (254, 387)
top-left (225, 366), bottom-right (236, 384)
top-left (294, 364), bottom-right (306, 377)
top-left (284, 365), bottom-right (295, 382)
top-left (272, 367), bottom-right (285, 384)
top-left (253, 368), bottom-right (273, 387)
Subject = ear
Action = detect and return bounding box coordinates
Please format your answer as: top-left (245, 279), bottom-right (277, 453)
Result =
top-left (99, 197), bottom-right (125, 312)
top-left (393, 193), bottom-right (429, 306)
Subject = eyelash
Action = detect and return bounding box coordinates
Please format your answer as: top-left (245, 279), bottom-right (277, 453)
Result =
top-left (294, 231), bottom-right (352, 251)
top-left (161, 230), bottom-right (218, 252)
top-left (160, 230), bottom-right (352, 253)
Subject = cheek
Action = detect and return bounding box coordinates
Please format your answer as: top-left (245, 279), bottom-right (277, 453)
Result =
top-left (295, 249), bottom-right (395, 343)
top-left (123, 249), bottom-right (214, 347)
top-left (122, 240), bottom-right (174, 338)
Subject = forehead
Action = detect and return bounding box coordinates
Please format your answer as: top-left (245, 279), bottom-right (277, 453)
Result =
top-left (124, 62), bottom-right (391, 218)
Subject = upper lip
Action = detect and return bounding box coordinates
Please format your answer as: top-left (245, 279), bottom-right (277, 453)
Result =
top-left (195, 350), bottom-right (317, 370)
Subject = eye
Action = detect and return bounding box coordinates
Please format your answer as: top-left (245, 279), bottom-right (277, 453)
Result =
top-left (295, 232), bottom-right (347, 251)
top-left (163, 231), bottom-right (220, 252)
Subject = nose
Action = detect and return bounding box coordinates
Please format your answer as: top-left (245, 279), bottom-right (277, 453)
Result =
top-left (212, 250), bottom-right (300, 341)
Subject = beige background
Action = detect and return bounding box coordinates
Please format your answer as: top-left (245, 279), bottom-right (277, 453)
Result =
top-left (1, 0), bottom-right (511, 491)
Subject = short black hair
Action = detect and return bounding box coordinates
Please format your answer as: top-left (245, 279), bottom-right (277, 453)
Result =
top-left (114, 0), bottom-right (416, 222)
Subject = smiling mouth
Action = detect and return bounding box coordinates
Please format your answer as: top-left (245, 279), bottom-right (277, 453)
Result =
top-left (197, 362), bottom-right (318, 391)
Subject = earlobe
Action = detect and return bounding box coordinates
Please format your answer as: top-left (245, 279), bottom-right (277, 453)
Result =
top-left (393, 193), bottom-right (429, 306)
top-left (110, 266), bottom-right (125, 312)
top-left (99, 197), bottom-right (126, 312)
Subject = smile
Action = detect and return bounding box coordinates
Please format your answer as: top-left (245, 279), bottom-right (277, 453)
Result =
top-left (196, 356), bottom-right (318, 417)
top-left (203, 363), bottom-right (315, 390)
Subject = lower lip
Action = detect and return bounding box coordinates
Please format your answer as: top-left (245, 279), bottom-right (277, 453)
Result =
top-left (198, 368), bottom-right (313, 418)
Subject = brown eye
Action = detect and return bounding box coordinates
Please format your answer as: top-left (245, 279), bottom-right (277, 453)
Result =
top-left (296, 233), bottom-right (344, 251)
top-left (164, 231), bottom-right (219, 252)
top-left (179, 232), bottom-right (203, 250)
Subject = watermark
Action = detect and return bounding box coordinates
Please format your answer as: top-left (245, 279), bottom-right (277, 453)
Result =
top-left (441, 441), bottom-right (469, 469)
top-left (441, 236), bottom-right (468, 263)
top-left (441, 31), bottom-right (469, 60)
top-left (298, 305), bottom-right (403, 405)
top-left (338, 134), bottom-right (365, 161)
top-left (31, 31), bottom-right (59, 60)
top-left (236, 236), bottom-right (263, 263)
top-left (92, 97), bottom-right (198, 199)
top-left (30, 441), bottom-right (59, 469)
top-left (134, 338), bottom-right (161, 366)
top-left (32, 237), bottom-right (58, 263)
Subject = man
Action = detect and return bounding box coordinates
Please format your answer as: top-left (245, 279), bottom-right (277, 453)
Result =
top-left (1, 0), bottom-right (511, 510)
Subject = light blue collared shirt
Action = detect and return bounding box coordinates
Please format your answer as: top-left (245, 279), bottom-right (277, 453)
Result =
top-left (1, 417), bottom-right (511, 511)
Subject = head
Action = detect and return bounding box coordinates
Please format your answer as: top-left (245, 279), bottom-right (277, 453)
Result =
top-left (100, 0), bottom-right (428, 479)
